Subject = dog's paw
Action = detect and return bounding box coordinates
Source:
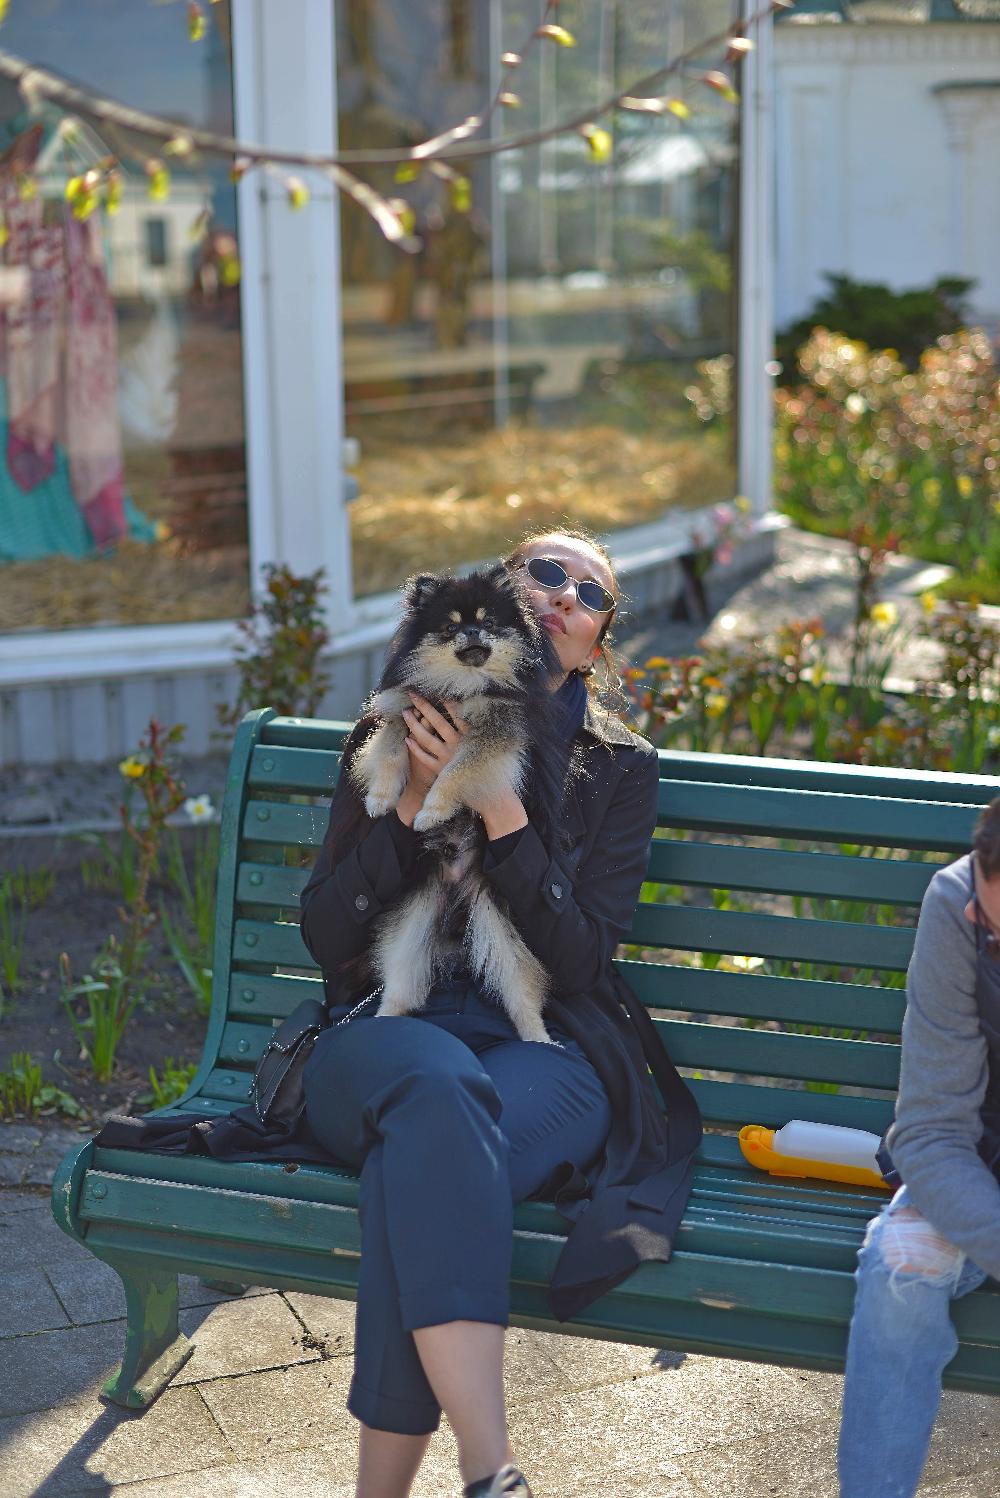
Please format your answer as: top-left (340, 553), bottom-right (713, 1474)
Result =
top-left (412, 805), bottom-right (447, 832)
top-left (365, 790), bottom-right (395, 819)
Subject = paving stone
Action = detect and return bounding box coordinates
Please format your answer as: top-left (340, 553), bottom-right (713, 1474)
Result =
top-left (0, 1124), bottom-right (43, 1155)
top-left (670, 1422), bottom-right (840, 1498)
top-left (102, 1447), bottom-right (361, 1498)
top-left (0, 1186), bottom-right (51, 1213)
top-left (23, 1133), bottom-right (86, 1187)
top-left (0, 1318), bottom-right (132, 1417)
top-left (197, 1360), bottom-right (354, 1459)
top-left (0, 1203), bottom-right (92, 1274)
top-left (45, 1255), bottom-right (275, 1327)
top-left (282, 1290), bottom-right (357, 1358)
top-left (0, 1268), bottom-right (70, 1336)
top-left (0, 1155), bottom-right (27, 1187)
top-left (0, 1385), bottom-right (232, 1495)
top-left (174, 1293), bottom-right (323, 1386)
top-left (502, 1327), bottom-right (573, 1408)
top-left (528, 1324), bottom-right (684, 1393)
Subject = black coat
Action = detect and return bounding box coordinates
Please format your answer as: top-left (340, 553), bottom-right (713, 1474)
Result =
top-left (299, 700), bottom-right (702, 1320)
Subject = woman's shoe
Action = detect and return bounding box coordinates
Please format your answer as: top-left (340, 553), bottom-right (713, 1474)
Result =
top-left (463, 1464), bottom-right (533, 1497)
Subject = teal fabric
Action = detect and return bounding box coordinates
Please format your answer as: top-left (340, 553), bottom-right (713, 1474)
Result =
top-left (0, 379), bottom-right (155, 563)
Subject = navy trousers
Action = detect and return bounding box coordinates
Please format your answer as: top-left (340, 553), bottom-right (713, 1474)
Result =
top-left (301, 980), bottom-right (612, 1434)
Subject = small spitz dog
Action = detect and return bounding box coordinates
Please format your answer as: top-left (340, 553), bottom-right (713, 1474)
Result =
top-left (349, 563), bottom-right (564, 1044)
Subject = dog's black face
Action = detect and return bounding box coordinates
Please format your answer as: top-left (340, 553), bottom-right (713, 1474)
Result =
top-left (385, 564), bottom-right (555, 696)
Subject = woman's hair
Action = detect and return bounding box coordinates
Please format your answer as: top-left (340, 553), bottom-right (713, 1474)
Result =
top-left (504, 525), bottom-right (629, 714)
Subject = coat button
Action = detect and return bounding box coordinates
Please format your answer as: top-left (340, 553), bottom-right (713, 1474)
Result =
top-left (355, 894), bottom-right (369, 912)
top-left (550, 882), bottom-right (563, 899)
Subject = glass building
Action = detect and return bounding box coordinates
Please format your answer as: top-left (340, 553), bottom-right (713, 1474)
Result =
top-left (0, 1), bottom-right (773, 763)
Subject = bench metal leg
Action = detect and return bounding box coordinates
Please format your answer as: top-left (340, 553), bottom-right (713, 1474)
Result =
top-left (100, 1259), bottom-right (193, 1410)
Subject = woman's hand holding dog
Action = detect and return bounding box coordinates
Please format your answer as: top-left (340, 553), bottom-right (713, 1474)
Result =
top-left (394, 694), bottom-right (467, 827)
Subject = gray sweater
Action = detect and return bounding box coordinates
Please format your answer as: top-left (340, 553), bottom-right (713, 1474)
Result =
top-left (887, 853), bottom-right (1000, 1281)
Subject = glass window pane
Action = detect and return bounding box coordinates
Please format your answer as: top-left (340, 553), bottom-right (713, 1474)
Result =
top-left (339, 0), bottom-right (740, 599)
top-left (0, 0), bottom-right (248, 633)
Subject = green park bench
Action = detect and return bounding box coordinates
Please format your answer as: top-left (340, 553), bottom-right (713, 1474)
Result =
top-left (51, 708), bottom-right (1000, 1409)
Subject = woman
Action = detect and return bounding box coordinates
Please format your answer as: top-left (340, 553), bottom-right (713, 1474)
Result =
top-left (299, 528), bottom-right (701, 1498)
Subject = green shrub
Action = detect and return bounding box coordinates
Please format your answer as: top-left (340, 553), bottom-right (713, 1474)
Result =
top-left (775, 273), bottom-right (973, 382)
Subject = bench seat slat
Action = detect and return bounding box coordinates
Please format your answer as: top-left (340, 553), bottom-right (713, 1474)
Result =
top-left (658, 780), bottom-right (978, 851)
top-left (646, 841), bottom-right (942, 906)
top-left (618, 961), bottom-right (906, 1033)
top-left (630, 903), bottom-right (915, 970)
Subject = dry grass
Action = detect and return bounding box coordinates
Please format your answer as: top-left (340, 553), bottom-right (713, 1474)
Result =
top-left (0, 420), bottom-right (733, 630)
top-left (350, 421), bottom-right (734, 596)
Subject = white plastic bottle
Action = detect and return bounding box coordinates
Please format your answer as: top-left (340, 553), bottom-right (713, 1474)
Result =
top-left (771, 1120), bottom-right (882, 1174)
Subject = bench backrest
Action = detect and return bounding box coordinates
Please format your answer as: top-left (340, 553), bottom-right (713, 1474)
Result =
top-left (183, 709), bottom-right (1000, 1143)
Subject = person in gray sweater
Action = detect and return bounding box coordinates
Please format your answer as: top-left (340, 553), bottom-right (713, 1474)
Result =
top-left (838, 797), bottom-right (1000, 1498)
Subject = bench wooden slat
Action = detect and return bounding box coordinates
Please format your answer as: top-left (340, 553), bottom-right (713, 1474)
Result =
top-left (249, 744), bottom-right (339, 795)
top-left (630, 903), bottom-right (915, 971)
top-left (618, 961), bottom-right (906, 1034)
top-left (658, 780), bottom-right (978, 851)
top-left (646, 841), bottom-right (942, 906)
top-left (688, 1078), bottom-right (894, 1133)
top-left (656, 748), bottom-right (1000, 803)
top-left (228, 971), bottom-right (324, 1020)
top-left (232, 917), bottom-right (311, 969)
top-left (216, 1016), bottom-right (900, 1090)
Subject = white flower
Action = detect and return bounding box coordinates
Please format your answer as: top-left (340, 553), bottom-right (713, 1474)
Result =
top-left (845, 393), bottom-right (866, 416)
top-left (988, 726), bottom-right (1000, 750)
top-left (184, 794), bottom-right (215, 823)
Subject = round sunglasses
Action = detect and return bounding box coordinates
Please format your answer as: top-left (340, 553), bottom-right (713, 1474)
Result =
top-left (520, 556), bottom-right (617, 615)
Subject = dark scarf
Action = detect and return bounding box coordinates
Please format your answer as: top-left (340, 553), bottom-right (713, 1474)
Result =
top-left (554, 669), bottom-right (588, 742)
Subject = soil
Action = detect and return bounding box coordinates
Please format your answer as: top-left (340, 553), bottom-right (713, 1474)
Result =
top-left (1, 826), bottom-right (214, 1130)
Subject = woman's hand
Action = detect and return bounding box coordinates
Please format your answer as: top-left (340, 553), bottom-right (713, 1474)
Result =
top-left (394, 694), bottom-right (468, 826)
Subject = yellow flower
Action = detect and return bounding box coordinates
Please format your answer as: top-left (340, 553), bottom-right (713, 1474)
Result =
top-left (807, 662), bottom-right (826, 687)
top-left (665, 98), bottom-right (690, 120)
top-left (774, 441), bottom-right (791, 465)
top-left (957, 474), bottom-right (974, 499)
top-left (922, 477), bottom-right (942, 503)
top-left (119, 756), bottom-right (147, 780)
top-left (734, 494), bottom-right (751, 513)
top-left (188, 3), bottom-right (206, 41)
top-left (154, 520), bottom-right (172, 542)
top-left (646, 656), bottom-right (669, 670)
top-left (870, 601), bottom-right (898, 631)
top-left (920, 590), bottom-right (937, 615)
top-left (705, 693), bottom-right (730, 718)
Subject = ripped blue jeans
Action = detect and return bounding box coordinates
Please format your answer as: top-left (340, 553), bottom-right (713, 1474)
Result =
top-left (838, 1185), bottom-right (987, 1498)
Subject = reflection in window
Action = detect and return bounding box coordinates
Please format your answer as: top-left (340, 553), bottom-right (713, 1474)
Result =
top-left (145, 218), bottom-right (169, 269)
top-left (0, 1), bottom-right (247, 634)
top-left (339, 0), bottom-right (740, 599)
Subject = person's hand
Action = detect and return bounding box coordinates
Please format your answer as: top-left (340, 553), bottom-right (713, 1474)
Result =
top-left (394, 694), bottom-right (467, 824)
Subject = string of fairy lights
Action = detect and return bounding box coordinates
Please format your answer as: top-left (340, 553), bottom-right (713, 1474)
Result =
top-left (0, 0), bottom-right (794, 264)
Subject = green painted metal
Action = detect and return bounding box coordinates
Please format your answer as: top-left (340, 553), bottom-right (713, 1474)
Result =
top-left (657, 780), bottom-right (980, 851)
top-left (618, 961), bottom-right (906, 1033)
top-left (645, 840), bottom-right (942, 906)
top-left (98, 1257), bottom-right (192, 1409)
top-left (50, 714), bottom-right (1000, 1408)
top-left (630, 903), bottom-right (915, 969)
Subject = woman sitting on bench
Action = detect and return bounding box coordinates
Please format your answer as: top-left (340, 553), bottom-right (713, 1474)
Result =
top-left (298, 527), bottom-right (700, 1498)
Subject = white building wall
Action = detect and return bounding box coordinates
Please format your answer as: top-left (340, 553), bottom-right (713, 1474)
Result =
top-left (774, 23), bottom-right (1000, 330)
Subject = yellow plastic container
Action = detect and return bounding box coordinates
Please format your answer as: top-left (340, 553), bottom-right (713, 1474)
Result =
top-left (738, 1124), bottom-right (891, 1191)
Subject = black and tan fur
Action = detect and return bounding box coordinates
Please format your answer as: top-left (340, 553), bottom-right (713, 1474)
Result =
top-left (349, 565), bottom-right (563, 1044)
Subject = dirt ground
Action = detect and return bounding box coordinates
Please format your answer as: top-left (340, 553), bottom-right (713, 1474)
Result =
top-left (1, 828), bottom-right (213, 1127)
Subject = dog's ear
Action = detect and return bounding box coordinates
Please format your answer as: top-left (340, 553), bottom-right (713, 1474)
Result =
top-left (404, 573), bottom-right (444, 609)
top-left (484, 561), bottom-right (517, 591)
